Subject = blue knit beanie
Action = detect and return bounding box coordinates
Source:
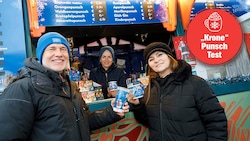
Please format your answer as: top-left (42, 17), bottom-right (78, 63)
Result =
top-left (36, 32), bottom-right (70, 64)
top-left (99, 46), bottom-right (115, 61)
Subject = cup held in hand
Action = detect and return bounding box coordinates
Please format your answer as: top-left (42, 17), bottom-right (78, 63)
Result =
top-left (128, 84), bottom-right (144, 99)
top-left (108, 81), bottom-right (117, 91)
top-left (113, 87), bottom-right (129, 112)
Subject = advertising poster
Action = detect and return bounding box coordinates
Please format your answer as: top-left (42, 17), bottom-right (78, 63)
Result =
top-left (172, 36), bottom-right (197, 74)
top-left (191, 0), bottom-right (250, 18)
top-left (184, 4), bottom-right (250, 87)
top-left (0, 0), bottom-right (27, 92)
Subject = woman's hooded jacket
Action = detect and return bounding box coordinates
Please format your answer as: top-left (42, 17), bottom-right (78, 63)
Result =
top-left (131, 60), bottom-right (228, 141)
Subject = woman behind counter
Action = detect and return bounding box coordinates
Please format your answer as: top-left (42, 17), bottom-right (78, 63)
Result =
top-left (89, 46), bottom-right (127, 99)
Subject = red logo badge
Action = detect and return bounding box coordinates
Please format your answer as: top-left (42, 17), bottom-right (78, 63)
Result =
top-left (186, 9), bottom-right (242, 65)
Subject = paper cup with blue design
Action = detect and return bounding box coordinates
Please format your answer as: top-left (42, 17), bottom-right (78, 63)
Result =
top-left (108, 81), bottom-right (118, 91)
top-left (128, 84), bottom-right (144, 99)
top-left (113, 87), bottom-right (130, 112)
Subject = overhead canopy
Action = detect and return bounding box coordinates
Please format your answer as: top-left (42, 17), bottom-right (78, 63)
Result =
top-left (79, 37), bottom-right (146, 56)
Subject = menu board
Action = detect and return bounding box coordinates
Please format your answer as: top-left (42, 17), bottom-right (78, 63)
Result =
top-left (37, 0), bottom-right (167, 26)
top-left (191, 0), bottom-right (250, 19)
top-left (0, 0), bottom-right (27, 92)
top-left (37, 0), bottom-right (250, 27)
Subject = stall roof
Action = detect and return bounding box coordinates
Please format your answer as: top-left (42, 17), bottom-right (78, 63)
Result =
top-left (43, 23), bottom-right (174, 48)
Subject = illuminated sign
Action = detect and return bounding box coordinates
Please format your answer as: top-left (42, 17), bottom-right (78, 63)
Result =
top-left (37, 0), bottom-right (168, 26)
top-left (36, 0), bottom-right (250, 27)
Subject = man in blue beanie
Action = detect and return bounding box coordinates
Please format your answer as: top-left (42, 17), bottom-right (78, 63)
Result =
top-left (36, 32), bottom-right (71, 64)
top-left (89, 46), bottom-right (127, 99)
top-left (0, 32), bottom-right (130, 141)
top-left (36, 32), bottom-right (71, 72)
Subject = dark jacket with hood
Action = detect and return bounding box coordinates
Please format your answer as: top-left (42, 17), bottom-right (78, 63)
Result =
top-left (0, 57), bottom-right (123, 141)
top-left (89, 63), bottom-right (127, 98)
top-left (131, 60), bottom-right (228, 141)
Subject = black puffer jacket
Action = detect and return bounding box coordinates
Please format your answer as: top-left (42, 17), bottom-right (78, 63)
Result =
top-left (0, 57), bottom-right (122, 141)
top-left (89, 63), bottom-right (127, 98)
top-left (131, 60), bottom-right (228, 141)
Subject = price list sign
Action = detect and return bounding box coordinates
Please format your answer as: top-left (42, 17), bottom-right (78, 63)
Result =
top-left (92, 1), bottom-right (107, 22)
top-left (142, 1), bottom-right (154, 20)
top-left (37, 0), bottom-right (168, 26)
top-left (191, 0), bottom-right (250, 19)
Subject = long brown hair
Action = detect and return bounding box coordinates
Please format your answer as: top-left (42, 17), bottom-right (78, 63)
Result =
top-left (145, 54), bottom-right (178, 104)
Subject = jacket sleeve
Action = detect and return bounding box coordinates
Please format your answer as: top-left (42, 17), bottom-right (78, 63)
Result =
top-left (194, 77), bottom-right (228, 141)
top-left (89, 68), bottom-right (97, 82)
top-left (129, 87), bottom-right (149, 126)
top-left (0, 80), bottom-right (34, 140)
top-left (71, 80), bottom-right (122, 131)
top-left (87, 105), bottom-right (123, 130)
top-left (130, 99), bottom-right (149, 126)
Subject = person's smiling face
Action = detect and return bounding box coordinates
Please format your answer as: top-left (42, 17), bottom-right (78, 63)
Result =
top-left (100, 50), bottom-right (113, 70)
top-left (42, 44), bottom-right (69, 72)
top-left (148, 51), bottom-right (172, 78)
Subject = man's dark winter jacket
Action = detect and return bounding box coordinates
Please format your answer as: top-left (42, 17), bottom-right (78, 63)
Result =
top-left (89, 63), bottom-right (127, 98)
top-left (0, 57), bottom-right (122, 141)
top-left (131, 60), bottom-right (228, 141)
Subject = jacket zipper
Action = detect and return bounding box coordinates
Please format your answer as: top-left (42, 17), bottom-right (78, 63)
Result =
top-left (72, 101), bottom-right (82, 140)
top-left (105, 72), bottom-right (108, 85)
top-left (73, 107), bottom-right (80, 122)
top-left (62, 88), bottom-right (67, 95)
top-left (62, 87), bottom-right (82, 140)
top-left (62, 75), bottom-right (83, 140)
top-left (68, 85), bottom-right (82, 140)
top-left (160, 89), bottom-right (163, 141)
